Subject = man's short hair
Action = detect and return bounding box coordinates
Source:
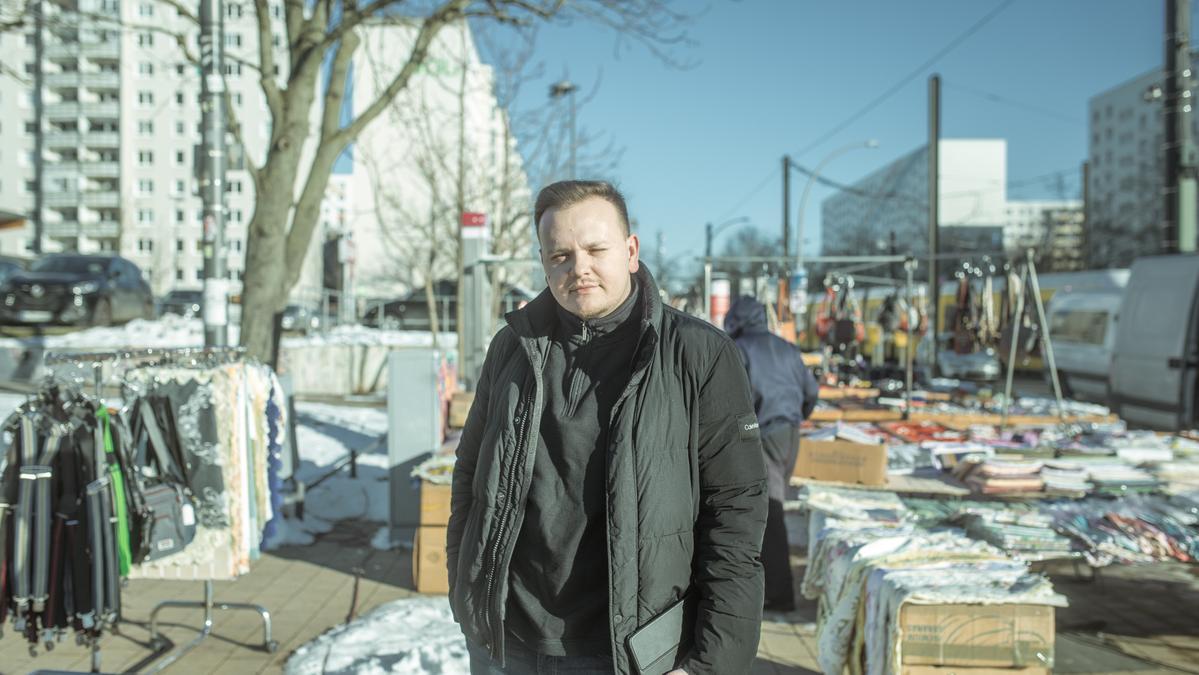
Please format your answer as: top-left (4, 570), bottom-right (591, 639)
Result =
top-left (534, 180), bottom-right (631, 239)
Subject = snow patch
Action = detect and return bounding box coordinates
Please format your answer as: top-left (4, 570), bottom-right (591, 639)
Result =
top-left (284, 597), bottom-right (468, 675)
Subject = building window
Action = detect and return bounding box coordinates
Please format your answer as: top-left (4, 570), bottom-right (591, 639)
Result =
top-left (176, 150), bottom-right (186, 165)
top-left (138, 90), bottom-right (153, 106)
top-left (175, 91), bottom-right (184, 106)
top-left (175, 209), bottom-right (185, 224)
top-left (138, 120), bottom-right (153, 135)
top-left (224, 62), bottom-right (242, 76)
top-left (228, 180), bottom-right (243, 194)
top-left (225, 33), bottom-right (242, 48)
top-left (137, 238), bottom-right (153, 252)
top-left (232, 239), bottom-right (242, 252)
top-left (174, 179), bottom-right (186, 195)
top-left (175, 120), bottom-right (185, 136)
top-left (137, 32), bottom-right (154, 47)
top-left (25, 121), bottom-right (36, 133)
top-left (138, 150), bottom-right (154, 165)
top-left (138, 208), bottom-right (154, 224)
top-left (231, 209), bottom-right (242, 223)
top-left (25, 180), bottom-right (36, 193)
top-left (272, 3), bottom-right (282, 18)
top-left (176, 269), bottom-right (184, 281)
top-left (138, 62), bottom-right (154, 76)
top-left (233, 92), bottom-right (243, 106)
top-left (176, 239), bottom-right (184, 252)
top-left (138, 179), bottom-right (154, 194)
top-left (139, 2), bottom-right (154, 17)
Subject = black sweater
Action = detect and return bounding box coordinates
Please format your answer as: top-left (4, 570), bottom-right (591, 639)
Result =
top-left (505, 278), bottom-right (641, 656)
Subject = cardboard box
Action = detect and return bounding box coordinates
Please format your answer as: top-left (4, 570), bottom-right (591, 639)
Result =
top-left (449, 391), bottom-right (475, 429)
top-left (819, 386), bottom-right (881, 401)
top-left (900, 603), bottom-right (1055, 669)
top-left (793, 439), bottom-right (887, 486)
top-left (902, 667), bottom-right (1050, 675)
top-left (413, 525), bottom-right (449, 594)
top-left (809, 408), bottom-right (843, 422)
top-left (839, 408), bottom-right (904, 422)
top-left (421, 480), bottom-right (452, 526)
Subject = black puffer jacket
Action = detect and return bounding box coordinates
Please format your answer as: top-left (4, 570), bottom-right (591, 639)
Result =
top-left (447, 266), bottom-right (768, 675)
top-left (723, 295), bottom-right (820, 434)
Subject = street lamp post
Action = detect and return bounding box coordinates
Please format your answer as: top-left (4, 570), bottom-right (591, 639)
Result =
top-left (794, 140), bottom-right (879, 271)
top-left (549, 80), bottom-right (578, 179)
top-left (704, 215), bottom-right (751, 259)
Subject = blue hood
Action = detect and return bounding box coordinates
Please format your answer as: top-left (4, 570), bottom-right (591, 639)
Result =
top-left (724, 295), bottom-right (768, 338)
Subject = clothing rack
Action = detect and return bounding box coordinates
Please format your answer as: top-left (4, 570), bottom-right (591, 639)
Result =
top-left (33, 346), bottom-right (275, 673)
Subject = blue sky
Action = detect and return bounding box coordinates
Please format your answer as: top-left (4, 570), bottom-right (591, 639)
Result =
top-left (488, 0), bottom-right (1169, 265)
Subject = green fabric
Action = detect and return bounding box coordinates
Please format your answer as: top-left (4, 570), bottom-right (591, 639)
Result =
top-left (98, 408), bottom-right (132, 576)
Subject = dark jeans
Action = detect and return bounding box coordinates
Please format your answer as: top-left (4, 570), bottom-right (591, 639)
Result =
top-left (761, 497), bottom-right (795, 610)
top-left (467, 638), bottom-right (616, 675)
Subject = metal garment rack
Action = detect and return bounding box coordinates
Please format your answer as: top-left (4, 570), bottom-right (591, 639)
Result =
top-left (999, 250), bottom-right (1067, 427)
top-left (39, 346), bottom-right (276, 673)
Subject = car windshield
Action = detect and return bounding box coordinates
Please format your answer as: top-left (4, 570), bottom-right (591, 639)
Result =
top-left (169, 291), bottom-right (202, 300)
top-left (31, 257), bottom-right (107, 275)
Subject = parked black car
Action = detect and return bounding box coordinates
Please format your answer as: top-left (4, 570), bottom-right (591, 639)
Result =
top-left (159, 289), bottom-right (203, 318)
top-left (0, 256), bottom-right (29, 286)
top-left (361, 281), bottom-right (535, 331)
top-left (0, 254), bottom-right (155, 326)
top-left (280, 304), bottom-right (322, 334)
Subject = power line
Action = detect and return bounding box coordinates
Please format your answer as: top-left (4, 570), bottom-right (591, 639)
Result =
top-left (791, 0), bottom-right (1017, 160)
top-left (941, 80), bottom-right (1080, 125)
top-left (714, 165), bottom-right (778, 223)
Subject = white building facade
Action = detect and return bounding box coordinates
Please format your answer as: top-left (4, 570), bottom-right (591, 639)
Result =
top-left (1086, 60), bottom-right (1198, 268)
top-left (821, 139), bottom-right (1008, 258)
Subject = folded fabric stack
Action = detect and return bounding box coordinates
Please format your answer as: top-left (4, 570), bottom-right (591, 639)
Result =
top-left (1085, 462), bottom-right (1161, 495)
top-left (880, 421), bottom-right (966, 444)
top-left (955, 509), bottom-right (1076, 560)
top-left (1152, 460), bottom-right (1199, 492)
top-left (928, 442), bottom-right (995, 471)
top-left (887, 443), bottom-right (936, 475)
top-left (956, 457), bottom-right (1045, 495)
top-left (1040, 460), bottom-right (1092, 497)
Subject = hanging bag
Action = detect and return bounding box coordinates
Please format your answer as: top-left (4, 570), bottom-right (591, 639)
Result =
top-left (131, 400), bottom-right (197, 562)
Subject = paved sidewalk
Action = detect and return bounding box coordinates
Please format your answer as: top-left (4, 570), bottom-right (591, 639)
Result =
top-left (3, 522), bottom-right (1196, 674)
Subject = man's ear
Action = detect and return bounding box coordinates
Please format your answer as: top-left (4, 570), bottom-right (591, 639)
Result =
top-left (626, 234), bottom-right (640, 273)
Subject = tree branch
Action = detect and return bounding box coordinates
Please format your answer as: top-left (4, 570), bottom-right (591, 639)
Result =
top-left (252, 0), bottom-right (284, 122)
top-left (321, 28), bottom-right (356, 140)
top-left (334, 0), bottom-right (468, 147)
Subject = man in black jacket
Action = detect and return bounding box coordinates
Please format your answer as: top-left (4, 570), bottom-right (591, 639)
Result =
top-left (723, 295), bottom-right (820, 612)
top-left (447, 180), bottom-right (768, 675)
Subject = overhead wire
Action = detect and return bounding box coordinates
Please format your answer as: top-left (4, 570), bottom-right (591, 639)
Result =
top-left (790, 0), bottom-right (1017, 160)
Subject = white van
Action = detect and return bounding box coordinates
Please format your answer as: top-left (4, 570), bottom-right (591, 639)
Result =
top-left (1109, 254), bottom-right (1199, 430)
top-left (1045, 290), bottom-right (1123, 402)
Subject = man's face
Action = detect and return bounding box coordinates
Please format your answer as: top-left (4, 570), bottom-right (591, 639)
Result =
top-left (539, 196), bottom-right (640, 320)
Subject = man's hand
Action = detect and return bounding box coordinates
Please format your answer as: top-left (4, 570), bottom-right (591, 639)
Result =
top-left (666, 670), bottom-right (687, 675)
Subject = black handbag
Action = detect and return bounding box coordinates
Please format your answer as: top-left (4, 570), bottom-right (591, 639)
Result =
top-left (131, 399), bottom-right (197, 563)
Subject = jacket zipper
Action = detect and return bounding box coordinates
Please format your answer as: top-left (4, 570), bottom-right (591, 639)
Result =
top-left (482, 381), bottom-right (535, 655)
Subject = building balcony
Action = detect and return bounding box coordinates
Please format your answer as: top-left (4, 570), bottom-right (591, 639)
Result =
top-left (82, 191), bottom-right (120, 209)
top-left (44, 191), bottom-right (81, 208)
top-left (82, 71), bottom-right (120, 89)
top-left (45, 101), bottom-right (82, 119)
top-left (81, 101), bottom-right (119, 118)
top-left (45, 131), bottom-right (82, 147)
top-left (44, 71), bottom-right (82, 89)
top-left (45, 221), bottom-right (82, 238)
top-left (45, 42), bottom-right (82, 60)
top-left (79, 161), bottom-right (120, 178)
top-left (80, 42), bottom-right (120, 60)
top-left (82, 132), bottom-right (120, 148)
top-left (85, 220), bottom-right (121, 238)
top-left (44, 161), bottom-right (81, 176)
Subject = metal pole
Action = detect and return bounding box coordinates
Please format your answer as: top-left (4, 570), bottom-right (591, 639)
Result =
top-left (1001, 264), bottom-right (1027, 428)
top-left (1025, 250), bottom-right (1066, 419)
top-left (705, 223), bottom-right (712, 259)
top-left (199, 0), bottom-right (228, 347)
top-left (569, 88), bottom-right (577, 179)
top-left (782, 155), bottom-right (791, 261)
top-left (1165, 0), bottom-right (1198, 252)
top-left (928, 74), bottom-right (941, 377)
top-left (32, 0), bottom-right (45, 254)
top-left (904, 257), bottom-right (915, 420)
top-left (703, 260), bottom-right (713, 322)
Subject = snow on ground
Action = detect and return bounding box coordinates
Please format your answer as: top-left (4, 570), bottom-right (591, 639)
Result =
top-left (284, 597), bottom-right (468, 675)
top-left (283, 324), bottom-right (458, 348)
top-left (0, 315), bottom-right (212, 351)
top-left (261, 401), bottom-right (392, 551)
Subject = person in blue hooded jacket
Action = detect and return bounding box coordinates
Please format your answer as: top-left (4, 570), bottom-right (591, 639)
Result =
top-left (723, 295), bottom-right (820, 611)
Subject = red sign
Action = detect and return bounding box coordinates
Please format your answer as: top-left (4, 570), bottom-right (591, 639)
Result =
top-left (461, 212), bottom-right (487, 227)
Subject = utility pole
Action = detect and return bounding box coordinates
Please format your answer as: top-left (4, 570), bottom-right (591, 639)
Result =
top-left (782, 155), bottom-right (791, 262)
top-left (1164, 0), bottom-right (1197, 253)
top-left (928, 74), bottom-right (941, 377)
top-left (199, 0), bottom-right (228, 346)
top-left (705, 222), bottom-right (713, 259)
top-left (32, 0), bottom-right (45, 254)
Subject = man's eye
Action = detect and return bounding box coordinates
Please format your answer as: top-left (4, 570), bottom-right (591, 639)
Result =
top-left (552, 255), bottom-right (567, 263)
